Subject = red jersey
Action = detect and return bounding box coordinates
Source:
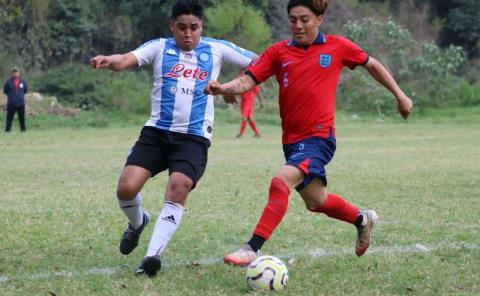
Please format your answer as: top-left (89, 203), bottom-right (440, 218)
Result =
top-left (247, 33), bottom-right (368, 144)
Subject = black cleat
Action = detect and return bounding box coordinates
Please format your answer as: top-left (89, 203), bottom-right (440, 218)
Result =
top-left (119, 212), bottom-right (150, 255)
top-left (136, 256), bottom-right (162, 277)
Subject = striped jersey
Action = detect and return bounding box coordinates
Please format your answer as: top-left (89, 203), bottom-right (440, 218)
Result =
top-left (132, 37), bottom-right (255, 140)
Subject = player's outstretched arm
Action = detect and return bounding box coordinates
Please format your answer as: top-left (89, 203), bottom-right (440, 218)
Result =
top-left (89, 53), bottom-right (138, 72)
top-left (363, 57), bottom-right (413, 119)
top-left (205, 74), bottom-right (256, 96)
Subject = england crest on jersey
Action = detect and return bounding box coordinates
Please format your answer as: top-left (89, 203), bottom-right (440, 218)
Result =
top-left (319, 54), bottom-right (331, 68)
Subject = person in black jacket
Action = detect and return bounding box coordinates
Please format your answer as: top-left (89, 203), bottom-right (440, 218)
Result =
top-left (3, 68), bottom-right (27, 132)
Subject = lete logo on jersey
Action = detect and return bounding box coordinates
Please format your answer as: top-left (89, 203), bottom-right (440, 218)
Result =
top-left (166, 63), bottom-right (209, 80)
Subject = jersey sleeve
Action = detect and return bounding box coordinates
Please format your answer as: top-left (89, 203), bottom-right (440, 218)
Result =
top-left (209, 39), bottom-right (255, 68)
top-left (132, 39), bottom-right (164, 67)
top-left (340, 37), bottom-right (369, 70)
top-left (246, 44), bottom-right (278, 84)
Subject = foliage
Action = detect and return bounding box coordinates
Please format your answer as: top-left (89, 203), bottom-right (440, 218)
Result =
top-left (360, 0), bottom-right (480, 58)
top-left (31, 64), bottom-right (152, 114)
top-left (434, 0), bottom-right (480, 59)
top-left (204, 0), bottom-right (272, 54)
top-left (340, 18), bottom-right (471, 114)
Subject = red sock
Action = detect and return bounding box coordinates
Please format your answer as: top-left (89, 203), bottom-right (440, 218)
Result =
top-left (311, 193), bottom-right (359, 224)
top-left (248, 119), bottom-right (260, 136)
top-left (253, 177), bottom-right (290, 240)
top-left (239, 120), bottom-right (247, 136)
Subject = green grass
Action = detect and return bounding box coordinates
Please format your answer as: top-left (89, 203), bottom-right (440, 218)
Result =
top-left (1, 111), bottom-right (479, 295)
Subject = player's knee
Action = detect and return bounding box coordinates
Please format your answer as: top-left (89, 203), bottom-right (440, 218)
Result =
top-left (166, 179), bottom-right (192, 204)
top-left (305, 202), bottom-right (321, 212)
top-left (117, 180), bottom-right (138, 200)
top-left (304, 197), bottom-right (326, 212)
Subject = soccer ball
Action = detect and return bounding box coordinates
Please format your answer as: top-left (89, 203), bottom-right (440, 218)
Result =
top-left (246, 255), bottom-right (289, 291)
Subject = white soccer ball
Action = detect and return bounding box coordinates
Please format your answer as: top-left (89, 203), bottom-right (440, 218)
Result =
top-left (246, 255), bottom-right (289, 291)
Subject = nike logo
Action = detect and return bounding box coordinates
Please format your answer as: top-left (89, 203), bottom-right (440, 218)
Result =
top-left (282, 61), bottom-right (294, 68)
top-left (290, 152), bottom-right (304, 159)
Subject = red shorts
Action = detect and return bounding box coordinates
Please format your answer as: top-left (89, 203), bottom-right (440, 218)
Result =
top-left (241, 98), bottom-right (254, 118)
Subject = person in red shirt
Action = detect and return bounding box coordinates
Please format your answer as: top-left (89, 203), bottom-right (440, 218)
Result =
top-left (205, 0), bottom-right (413, 266)
top-left (237, 84), bottom-right (264, 138)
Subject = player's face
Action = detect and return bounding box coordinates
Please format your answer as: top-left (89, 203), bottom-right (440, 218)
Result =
top-left (170, 14), bottom-right (203, 51)
top-left (12, 71), bottom-right (20, 78)
top-left (288, 6), bottom-right (323, 46)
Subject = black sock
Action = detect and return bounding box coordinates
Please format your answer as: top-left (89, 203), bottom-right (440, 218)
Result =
top-left (354, 213), bottom-right (364, 227)
top-left (247, 235), bottom-right (266, 252)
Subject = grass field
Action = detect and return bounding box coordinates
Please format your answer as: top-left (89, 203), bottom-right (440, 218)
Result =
top-left (1, 112), bottom-right (479, 295)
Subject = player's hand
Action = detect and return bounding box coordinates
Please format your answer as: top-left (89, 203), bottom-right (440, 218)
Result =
top-left (396, 94), bottom-right (413, 120)
top-left (90, 55), bottom-right (111, 69)
top-left (204, 80), bottom-right (225, 95)
top-left (223, 94), bottom-right (237, 104)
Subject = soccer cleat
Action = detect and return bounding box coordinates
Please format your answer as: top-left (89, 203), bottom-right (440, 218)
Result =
top-left (119, 211), bottom-right (150, 255)
top-left (223, 244), bottom-right (259, 267)
top-left (355, 210), bottom-right (378, 256)
top-left (136, 255), bottom-right (162, 277)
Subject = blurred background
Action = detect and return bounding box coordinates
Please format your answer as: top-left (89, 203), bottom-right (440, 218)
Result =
top-left (0, 0), bottom-right (479, 125)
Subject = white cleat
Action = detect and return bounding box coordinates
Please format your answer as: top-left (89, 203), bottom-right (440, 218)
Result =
top-left (355, 210), bottom-right (378, 256)
top-left (223, 244), bottom-right (259, 267)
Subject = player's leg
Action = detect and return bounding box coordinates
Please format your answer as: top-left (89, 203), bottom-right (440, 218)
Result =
top-left (137, 134), bottom-right (209, 276)
top-left (238, 117), bottom-right (247, 138)
top-left (18, 104), bottom-right (26, 132)
top-left (299, 180), bottom-right (378, 256)
top-left (223, 165), bottom-right (304, 266)
top-left (117, 127), bottom-right (168, 256)
top-left (5, 105), bottom-right (15, 132)
top-left (117, 165), bottom-right (151, 255)
top-left (138, 172), bottom-right (192, 276)
top-left (247, 117), bottom-right (260, 137)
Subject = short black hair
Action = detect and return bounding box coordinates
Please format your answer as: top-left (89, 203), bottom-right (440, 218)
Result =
top-left (171, 0), bottom-right (203, 20)
top-left (287, 0), bottom-right (328, 16)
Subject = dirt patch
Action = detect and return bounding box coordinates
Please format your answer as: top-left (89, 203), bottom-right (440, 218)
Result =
top-left (1, 92), bottom-right (80, 117)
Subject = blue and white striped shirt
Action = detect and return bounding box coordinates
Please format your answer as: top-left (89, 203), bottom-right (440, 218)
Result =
top-left (132, 37), bottom-right (255, 140)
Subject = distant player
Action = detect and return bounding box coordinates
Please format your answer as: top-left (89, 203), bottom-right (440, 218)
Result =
top-left (90, 0), bottom-right (257, 276)
top-left (205, 0), bottom-right (413, 266)
top-left (237, 84), bottom-right (264, 138)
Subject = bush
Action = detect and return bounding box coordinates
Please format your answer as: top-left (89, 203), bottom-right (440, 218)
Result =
top-left (339, 18), bottom-right (473, 114)
top-left (31, 64), bottom-right (152, 114)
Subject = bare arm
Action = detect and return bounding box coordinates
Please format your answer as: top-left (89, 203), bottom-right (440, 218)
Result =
top-left (363, 57), bottom-right (413, 119)
top-left (257, 88), bottom-right (264, 107)
top-left (205, 74), bottom-right (256, 96)
top-left (89, 53), bottom-right (138, 72)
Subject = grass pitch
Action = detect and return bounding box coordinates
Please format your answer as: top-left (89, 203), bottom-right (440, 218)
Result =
top-left (1, 113), bottom-right (479, 295)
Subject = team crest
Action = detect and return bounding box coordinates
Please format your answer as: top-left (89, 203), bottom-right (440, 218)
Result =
top-left (199, 52), bottom-right (210, 62)
top-left (319, 54), bottom-right (331, 68)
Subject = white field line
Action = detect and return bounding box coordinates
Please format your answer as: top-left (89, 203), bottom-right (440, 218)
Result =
top-left (0, 241), bottom-right (479, 284)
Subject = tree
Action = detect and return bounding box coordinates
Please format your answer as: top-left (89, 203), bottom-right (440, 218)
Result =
top-left (436, 0), bottom-right (480, 59)
top-left (204, 0), bottom-right (271, 53)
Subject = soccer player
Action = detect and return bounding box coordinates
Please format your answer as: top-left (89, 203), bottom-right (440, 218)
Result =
top-left (237, 84), bottom-right (264, 138)
top-left (205, 0), bottom-right (413, 266)
top-left (90, 0), bottom-right (257, 276)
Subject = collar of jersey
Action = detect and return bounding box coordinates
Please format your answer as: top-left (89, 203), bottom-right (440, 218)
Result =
top-left (288, 32), bottom-right (326, 47)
